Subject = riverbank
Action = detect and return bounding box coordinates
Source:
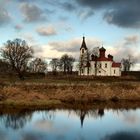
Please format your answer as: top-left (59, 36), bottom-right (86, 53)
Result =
top-left (0, 75), bottom-right (140, 110)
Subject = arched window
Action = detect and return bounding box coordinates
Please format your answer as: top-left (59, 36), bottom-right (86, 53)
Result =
top-left (82, 49), bottom-right (84, 53)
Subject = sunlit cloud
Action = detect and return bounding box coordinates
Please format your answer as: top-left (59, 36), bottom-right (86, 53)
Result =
top-left (36, 25), bottom-right (57, 36)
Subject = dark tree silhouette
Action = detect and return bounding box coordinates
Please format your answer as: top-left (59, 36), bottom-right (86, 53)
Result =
top-left (49, 58), bottom-right (59, 75)
top-left (1, 39), bottom-right (33, 79)
top-left (59, 54), bottom-right (75, 74)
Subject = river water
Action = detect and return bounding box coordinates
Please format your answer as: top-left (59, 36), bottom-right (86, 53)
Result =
top-left (0, 109), bottom-right (140, 140)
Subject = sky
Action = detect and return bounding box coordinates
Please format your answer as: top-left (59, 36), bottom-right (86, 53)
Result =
top-left (0, 0), bottom-right (140, 70)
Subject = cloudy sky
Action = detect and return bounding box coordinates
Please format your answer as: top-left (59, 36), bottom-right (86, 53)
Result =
top-left (0, 0), bottom-right (140, 70)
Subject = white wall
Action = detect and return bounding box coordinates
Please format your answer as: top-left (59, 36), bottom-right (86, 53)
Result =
top-left (90, 61), bottom-right (113, 76)
top-left (78, 55), bottom-right (121, 76)
top-left (111, 67), bottom-right (121, 76)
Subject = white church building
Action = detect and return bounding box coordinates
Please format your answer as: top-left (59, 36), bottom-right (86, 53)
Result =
top-left (79, 37), bottom-right (121, 76)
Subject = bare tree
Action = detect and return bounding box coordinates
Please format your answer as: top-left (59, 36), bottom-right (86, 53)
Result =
top-left (67, 56), bottom-right (75, 74)
top-left (59, 54), bottom-right (69, 74)
top-left (29, 58), bottom-right (47, 73)
top-left (121, 55), bottom-right (136, 71)
top-left (1, 38), bottom-right (33, 79)
top-left (49, 58), bottom-right (59, 75)
top-left (59, 54), bottom-right (75, 74)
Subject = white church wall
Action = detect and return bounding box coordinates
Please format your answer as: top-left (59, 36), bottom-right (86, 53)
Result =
top-left (96, 61), bottom-right (112, 76)
top-left (111, 67), bottom-right (121, 76)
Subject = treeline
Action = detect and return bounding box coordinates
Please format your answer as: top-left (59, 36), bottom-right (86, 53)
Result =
top-left (0, 38), bottom-right (75, 80)
top-left (50, 55), bottom-right (75, 75)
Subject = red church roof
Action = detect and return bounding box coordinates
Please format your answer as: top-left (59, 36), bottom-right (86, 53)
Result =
top-left (112, 62), bottom-right (121, 67)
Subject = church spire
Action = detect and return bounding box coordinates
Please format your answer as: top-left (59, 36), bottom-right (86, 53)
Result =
top-left (80, 36), bottom-right (87, 50)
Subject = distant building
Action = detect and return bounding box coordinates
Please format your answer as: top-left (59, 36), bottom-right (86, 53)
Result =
top-left (79, 37), bottom-right (121, 76)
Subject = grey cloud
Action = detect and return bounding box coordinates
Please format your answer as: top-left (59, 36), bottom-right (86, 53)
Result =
top-left (104, 7), bottom-right (140, 28)
top-left (42, 0), bottom-right (76, 11)
top-left (49, 37), bottom-right (100, 53)
top-left (18, 0), bottom-right (76, 11)
top-left (20, 2), bottom-right (47, 22)
top-left (76, 0), bottom-right (140, 28)
top-left (124, 35), bottom-right (140, 46)
top-left (49, 42), bottom-right (79, 53)
top-left (76, 0), bottom-right (114, 9)
top-left (0, 7), bottom-right (11, 26)
top-left (61, 2), bottom-right (76, 11)
top-left (111, 35), bottom-right (140, 63)
top-left (17, 0), bottom-right (93, 22)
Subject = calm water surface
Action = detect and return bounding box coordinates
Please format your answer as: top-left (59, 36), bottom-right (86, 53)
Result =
top-left (0, 109), bottom-right (140, 140)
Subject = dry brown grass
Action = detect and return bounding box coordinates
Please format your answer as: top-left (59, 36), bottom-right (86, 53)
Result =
top-left (1, 86), bottom-right (49, 103)
top-left (0, 75), bottom-right (140, 106)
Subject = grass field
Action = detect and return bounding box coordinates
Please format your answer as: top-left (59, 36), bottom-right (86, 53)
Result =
top-left (0, 74), bottom-right (140, 109)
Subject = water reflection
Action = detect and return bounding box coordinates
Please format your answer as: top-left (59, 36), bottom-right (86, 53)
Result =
top-left (69, 109), bottom-right (105, 127)
top-left (0, 130), bottom-right (6, 140)
top-left (102, 131), bottom-right (140, 140)
top-left (0, 108), bottom-right (140, 140)
top-left (0, 111), bottom-right (32, 129)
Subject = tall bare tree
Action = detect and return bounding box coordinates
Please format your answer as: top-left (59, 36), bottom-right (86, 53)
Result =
top-left (49, 58), bottom-right (59, 75)
top-left (1, 38), bottom-right (33, 79)
top-left (29, 58), bottom-right (47, 73)
top-left (121, 55), bottom-right (136, 71)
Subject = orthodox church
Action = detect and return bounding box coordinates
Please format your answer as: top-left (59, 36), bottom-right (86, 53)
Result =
top-left (79, 37), bottom-right (121, 76)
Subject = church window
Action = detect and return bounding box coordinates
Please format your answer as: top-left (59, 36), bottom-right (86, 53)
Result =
top-left (82, 49), bottom-right (84, 53)
top-left (105, 63), bottom-right (107, 68)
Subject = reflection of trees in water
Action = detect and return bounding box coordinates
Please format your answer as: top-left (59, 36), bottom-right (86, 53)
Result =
top-left (37, 109), bottom-right (105, 128)
top-left (41, 110), bottom-right (56, 121)
top-left (68, 109), bottom-right (104, 127)
top-left (0, 111), bottom-right (32, 130)
top-left (0, 109), bottom-right (105, 130)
